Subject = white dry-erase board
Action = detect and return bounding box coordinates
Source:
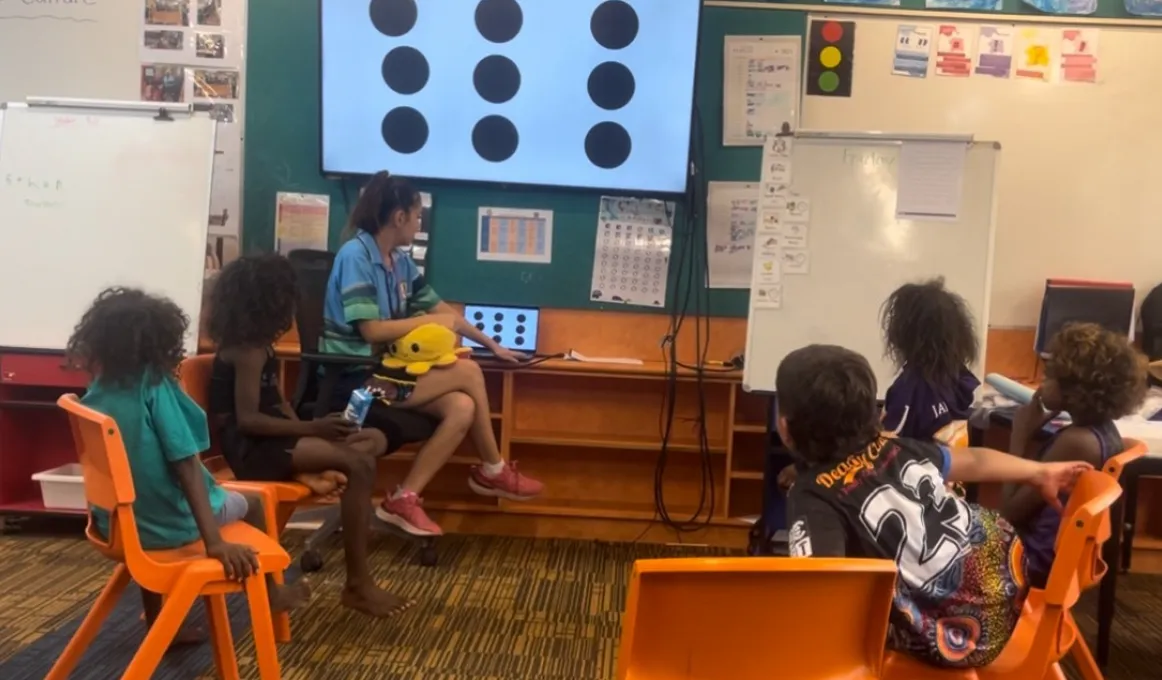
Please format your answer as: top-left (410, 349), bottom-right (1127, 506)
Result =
top-left (803, 14), bottom-right (1162, 326)
top-left (742, 135), bottom-right (997, 396)
top-left (0, 2), bottom-right (139, 104)
top-left (0, 103), bottom-right (216, 353)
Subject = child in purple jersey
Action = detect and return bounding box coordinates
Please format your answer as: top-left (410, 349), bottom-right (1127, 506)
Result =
top-left (1004, 323), bottom-right (1146, 588)
top-left (879, 278), bottom-right (980, 441)
top-left (777, 279), bottom-right (980, 493)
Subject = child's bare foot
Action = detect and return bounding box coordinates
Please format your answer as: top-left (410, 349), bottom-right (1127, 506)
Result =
top-left (296, 471), bottom-right (348, 500)
top-left (341, 583), bottom-right (413, 618)
top-left (268, 578), bottom-right (312, 613)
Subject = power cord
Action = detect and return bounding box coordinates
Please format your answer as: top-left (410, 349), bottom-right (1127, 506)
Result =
top-left (653, 103), bottom-right (716, 533)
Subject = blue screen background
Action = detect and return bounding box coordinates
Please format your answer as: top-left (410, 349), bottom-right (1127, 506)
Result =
top-left (320, 0), bottom-right (701, 195)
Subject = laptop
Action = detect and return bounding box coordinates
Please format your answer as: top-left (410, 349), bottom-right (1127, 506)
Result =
top-left (461, 304), bottom-right (541, 359)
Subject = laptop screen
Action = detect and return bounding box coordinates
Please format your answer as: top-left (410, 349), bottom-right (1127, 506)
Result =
top-left (461, 304), bottom-right (540, 354)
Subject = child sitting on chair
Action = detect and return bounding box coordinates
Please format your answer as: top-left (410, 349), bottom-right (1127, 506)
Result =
top-left (206, 254), bottom-right (411, 618)
top-left (1003, 323), bottom-right (1147, 588)
top-left (67, 288), bottom-right (311, 642)
top-left (778, 279), bottom-right (980, 494)
top-left (879, 278), bottom-right (980, 443)
top-left (777, 344), bottom-right (1090, 668)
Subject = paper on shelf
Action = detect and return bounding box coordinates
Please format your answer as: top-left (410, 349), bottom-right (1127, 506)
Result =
top-left (566, 350), bottom-right (644, 366)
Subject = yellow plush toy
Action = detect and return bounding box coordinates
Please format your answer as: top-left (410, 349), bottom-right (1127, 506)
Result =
top-left (381, 323), bottom-right (470, 376)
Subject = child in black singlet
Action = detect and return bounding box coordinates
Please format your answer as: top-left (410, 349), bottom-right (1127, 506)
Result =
top-left (206, 255), bottom-right (410, 618)
top-left (1003, 323), bottom-right (1147, 587)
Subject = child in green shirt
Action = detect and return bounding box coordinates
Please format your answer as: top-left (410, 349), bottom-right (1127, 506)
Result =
top-left (67, 287), bottom-right (310, 640)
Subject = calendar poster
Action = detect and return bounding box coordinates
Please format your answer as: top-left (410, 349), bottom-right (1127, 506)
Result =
top-left (589, 196), bottom-right (674, 308)
top-left (476, 207), bottom-right (553, 264)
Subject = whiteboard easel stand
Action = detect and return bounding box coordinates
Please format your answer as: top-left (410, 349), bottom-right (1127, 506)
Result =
top-left (742, 129), bottom-right (1001, 394)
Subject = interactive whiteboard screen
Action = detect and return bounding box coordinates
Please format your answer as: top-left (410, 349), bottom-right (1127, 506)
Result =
top-left (320, 0), bottom-right (701, 195)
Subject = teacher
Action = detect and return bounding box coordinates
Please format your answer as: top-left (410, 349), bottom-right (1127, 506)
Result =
top-left (322, 172), bottom-right (544, 537)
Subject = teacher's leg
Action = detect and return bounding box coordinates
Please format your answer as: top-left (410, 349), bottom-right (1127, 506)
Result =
top-left (402, 361), bottom-right (543, 501)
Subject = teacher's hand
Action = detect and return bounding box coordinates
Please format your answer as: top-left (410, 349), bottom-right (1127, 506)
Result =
top-left (491, 346), bottom-right (523, 363)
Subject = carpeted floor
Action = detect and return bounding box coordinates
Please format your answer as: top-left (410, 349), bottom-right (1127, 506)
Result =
top-left (0, 529), bottom-right (1160, 679)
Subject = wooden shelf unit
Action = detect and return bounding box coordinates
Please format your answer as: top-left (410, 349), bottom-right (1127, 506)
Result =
top-left (276, 356), bottom-right (771, 546)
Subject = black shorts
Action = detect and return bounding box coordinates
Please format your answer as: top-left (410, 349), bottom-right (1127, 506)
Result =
top-left (220, 423), bottom-right (299, 482)
top-left (331, 370), bottom-right (432, 454)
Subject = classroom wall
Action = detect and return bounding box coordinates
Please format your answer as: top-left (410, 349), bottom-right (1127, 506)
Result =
top-left (244, 2), bottom-right (808, 318)
top-left (242, 0), bottom-right (1162, 324)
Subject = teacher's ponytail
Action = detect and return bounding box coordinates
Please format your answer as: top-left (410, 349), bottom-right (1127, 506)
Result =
top-left (346, 171), bottom-right (421, 236)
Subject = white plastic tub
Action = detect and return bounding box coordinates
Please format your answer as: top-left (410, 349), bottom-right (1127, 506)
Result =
top-left (31, 463), bottom-right (86, 510)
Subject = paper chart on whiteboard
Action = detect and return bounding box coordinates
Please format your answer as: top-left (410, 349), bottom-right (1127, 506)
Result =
top-left (707, 182), bottom-right (758, 289)
top-left (590, 196), bottom-right (674, 308)
top-left (722, 35), bottom-right (800, 147)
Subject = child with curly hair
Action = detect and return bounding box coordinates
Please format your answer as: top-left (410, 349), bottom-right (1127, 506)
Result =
top-left (68, 287), bottom-right (310, 643)
top-left (1004, 323), bottom-right (1147, 587)
top-left (879, 278), bottom-right (981, 441)
top-left (207, 254), bottom-right (410, 618)
top-left (777, 279), bottom-right (980, 494)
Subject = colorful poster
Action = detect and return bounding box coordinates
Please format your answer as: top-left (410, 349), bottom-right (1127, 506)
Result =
top-left (476, 207), bottom-right (553, 264)
top-left (1015, 27), bottom-right (1053, 81)
top-left (1020, 0), bottom-right (1097, 13)
top-left (893, 25), bottom-right (933, 78)
top-left (974, 26), bottom-right (1013, 78)
top-left (935, 25), bottom-right (972, 78)
top-left (1060, 29), bottom-right (1099, 83)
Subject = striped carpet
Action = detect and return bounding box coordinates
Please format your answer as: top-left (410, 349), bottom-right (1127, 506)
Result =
top-left (0, 529), bottom-right (1160, 679)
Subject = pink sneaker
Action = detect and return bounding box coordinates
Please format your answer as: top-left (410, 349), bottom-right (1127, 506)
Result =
top-left (375, 491), bottom-right (443, 536)
top-left (468, 462), bottom-right (544, 501)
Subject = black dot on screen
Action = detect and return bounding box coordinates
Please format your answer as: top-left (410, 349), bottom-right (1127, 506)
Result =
top-left (381, 107), bottom-right (429, 154)
top-left (591, 1), bottom-right (638, 50)
top-left (493, 324), bottom-right (503, 333)
top-left (585, 122), bottom-right (632, 169)
top-left (472, 115), bottom-right (519, 163)
top-left (369, 0), bottom-right (418, 38)
top-left (516, 314), bottom-right (526, 322)
top-left (514, 337), bottom-right (525, 346)
top-left (516, 325), bottom-right (526, 334)
top-left (588, 61), bottom-right (635, 111)
top-left (381, 46), bottom-right (429, 95)
top-left (474, 55), bottom-right (521, 104)
top-left (473, 311), bottom-right (484, 321)
top-left (494, 313), bottom-right (504, 321)
top-left (492, 335), bottom-right (503, 344)
top-left (475, 0), bottom-right (523, 44)
top-left (475, 322), bottom-right (485, 331)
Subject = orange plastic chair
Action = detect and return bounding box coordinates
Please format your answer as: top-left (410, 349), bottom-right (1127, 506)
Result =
top-left (880, 469), bottom-right (1124, 680)
top-left (178, 353), bottom-right (311, 643)
top-left (1056, 438), bottom-right (1146, 680)
top-left (615, 557), bottom-right (897, 680)
top-left (47, 394), bottom-right (290, 680)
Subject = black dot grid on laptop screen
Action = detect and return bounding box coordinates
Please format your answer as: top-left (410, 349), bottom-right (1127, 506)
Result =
top-left (462, 304), bottom-right (540, 352)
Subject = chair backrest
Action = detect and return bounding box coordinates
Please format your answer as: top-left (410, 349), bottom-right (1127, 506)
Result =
top-left (287, 249), bottom-right (336, 355)
top-left (178, 354), bottom-right (215, 411)
top-left (1102, 438), bottom-right (1147, 480)
top-left (57, 394), bottom-right (143, 553)
top-left (1019, 470), bottom-right (1123, 668)
top-left (615, 557), bottom-right (897, 680)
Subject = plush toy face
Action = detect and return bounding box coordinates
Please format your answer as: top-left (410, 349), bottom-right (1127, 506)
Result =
top-left (382, 323), bottom-right (471, 376)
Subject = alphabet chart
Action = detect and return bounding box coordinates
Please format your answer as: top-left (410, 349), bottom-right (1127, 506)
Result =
top-left (589, 196), bottom-right (674, 308)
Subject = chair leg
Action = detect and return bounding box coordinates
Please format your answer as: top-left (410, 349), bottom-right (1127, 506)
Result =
top-left (206, 594), bottom-right (240, 680)
top-left (122, 582), bottom-right (200, 680)
top-left (1097, 503), bottom-right (1121, 668)
top-left (1070, 636), bottom-right (1105, 680)
top-left (271, 571), bottom-right (291, 643)
top-left (1044, 663), bottom-right (1067, 680)
top-left (45, 564), bottom-right (132, 680)
top-left (1121, 469), bottom-right (1140, 573)
top-left (246, 574), bottom-right (282, 680)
